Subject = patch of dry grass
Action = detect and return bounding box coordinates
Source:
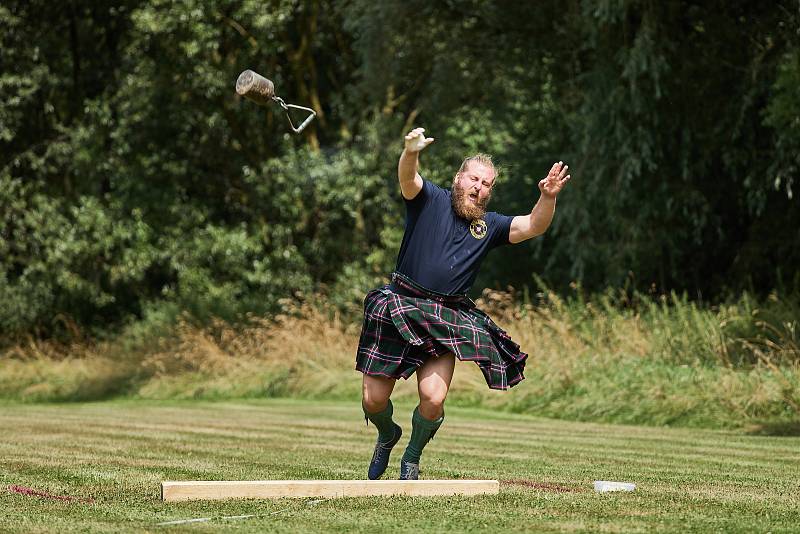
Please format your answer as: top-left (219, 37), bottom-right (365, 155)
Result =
top-left (1, 290), bottom-right (798, 430)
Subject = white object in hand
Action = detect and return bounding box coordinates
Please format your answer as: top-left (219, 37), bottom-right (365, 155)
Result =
top-left (594, 481), bottom-right (636, 492)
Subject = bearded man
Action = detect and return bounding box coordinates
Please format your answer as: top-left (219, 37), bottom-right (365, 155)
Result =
top-left (355, 127), bottom-right (570, 480)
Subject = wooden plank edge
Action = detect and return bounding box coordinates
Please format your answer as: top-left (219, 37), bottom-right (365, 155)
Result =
top-left (161, 480), bottom-right (500, 502)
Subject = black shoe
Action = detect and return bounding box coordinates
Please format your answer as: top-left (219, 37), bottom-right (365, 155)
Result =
top-left (368, 424), bottom-right (402, 480)
top-left (399, 459), bottom-right (420, 480)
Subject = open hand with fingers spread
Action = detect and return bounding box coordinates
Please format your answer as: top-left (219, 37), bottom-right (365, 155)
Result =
top-left (404, 127), bottom-right (435, 153)
top-left (539, 161), bottom-right (571, 198)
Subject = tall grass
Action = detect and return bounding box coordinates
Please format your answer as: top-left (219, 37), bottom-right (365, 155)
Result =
top-left (1, 289), bottom-right (798, 430)
top-left (473, 287), bottom-right (799, 429)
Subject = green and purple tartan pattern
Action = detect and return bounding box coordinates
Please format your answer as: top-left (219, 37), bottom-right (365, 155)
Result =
top-left (355, 273), bottom-right (527, 390)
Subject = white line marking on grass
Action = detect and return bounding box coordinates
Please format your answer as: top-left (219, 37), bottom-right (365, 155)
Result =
top-left (155, 517), bottom-right (212, 526)
top-left (155, 508), bottom-right (290, 527)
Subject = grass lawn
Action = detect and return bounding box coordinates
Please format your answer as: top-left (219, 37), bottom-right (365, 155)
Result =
top-left (1, 398), bottom-right (798, 533)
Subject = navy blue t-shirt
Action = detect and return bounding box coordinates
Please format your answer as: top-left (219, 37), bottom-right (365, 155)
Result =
top-left (395, 179), bottom-right (514, 295)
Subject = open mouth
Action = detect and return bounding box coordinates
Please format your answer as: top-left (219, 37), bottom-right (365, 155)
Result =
top-left (468, 193), bottom-right (478, 203)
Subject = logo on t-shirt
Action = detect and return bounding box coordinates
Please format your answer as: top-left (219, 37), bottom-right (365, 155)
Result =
top-left (469, 219), bottom-right (488, 240)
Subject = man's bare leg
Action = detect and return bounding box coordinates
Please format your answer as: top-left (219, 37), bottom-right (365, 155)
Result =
top-left (400, 352), bottom-right (456, 479)
top-left (417, 352), bottom-right (456, 419)
top-left (361, 374), bottom-right (396, 414)
top-left (362, 373), bottom-right (402, 480)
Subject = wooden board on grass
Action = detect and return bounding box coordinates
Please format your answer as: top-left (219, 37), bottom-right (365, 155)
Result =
top-left (162, 479), bottom-right (499, 501)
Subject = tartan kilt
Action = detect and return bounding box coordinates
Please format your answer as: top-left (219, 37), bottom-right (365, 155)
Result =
top-left (355, 273), bottom-right (527, 390)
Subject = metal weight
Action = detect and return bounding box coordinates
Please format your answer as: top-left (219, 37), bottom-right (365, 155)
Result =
top-left (235, 70), bottom-right (316, 134)
top-left (236, 70), bottom-right (275, 105)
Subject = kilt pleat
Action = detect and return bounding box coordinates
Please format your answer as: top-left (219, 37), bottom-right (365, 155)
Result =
top-left (355, 274), bottom-right (527, 390)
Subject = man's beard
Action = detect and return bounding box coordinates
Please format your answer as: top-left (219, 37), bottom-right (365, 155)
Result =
top-left (451, 181), bottom-right (491, 221)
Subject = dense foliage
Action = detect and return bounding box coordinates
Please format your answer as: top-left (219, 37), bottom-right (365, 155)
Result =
top-left (1, 0), bottom-right (798, 338)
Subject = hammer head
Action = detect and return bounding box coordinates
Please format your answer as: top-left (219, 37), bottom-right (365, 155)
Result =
top-left (236, 70), bottom-right (275, 106)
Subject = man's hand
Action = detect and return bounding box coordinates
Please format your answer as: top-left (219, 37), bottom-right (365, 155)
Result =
top-left (538, 161), bottom-right (571, 198)
top-left (398, 128), bottom-right (430, 199)
top-left (510, 161), bottom-right (571, 243)
top-left (404, 127), bottom-right (434, 153)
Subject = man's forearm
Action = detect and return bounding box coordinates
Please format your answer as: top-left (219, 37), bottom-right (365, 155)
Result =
top-left (509, 194), bottom-right (556, 243)
top-left (527, 194), bottom-right (556, 237)
top-left (398, 149), bottom-right (420, 186)
top-left (510, 160), bottom-right (570, 243)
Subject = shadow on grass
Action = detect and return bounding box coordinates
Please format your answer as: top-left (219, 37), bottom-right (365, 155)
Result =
top-left (744, 421), bottom-right (800, 436)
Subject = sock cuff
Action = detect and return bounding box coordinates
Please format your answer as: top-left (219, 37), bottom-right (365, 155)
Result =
top-left (413, 405), bottom-right (444, 429)
top-left (364, 398), bottom-right (393, 418)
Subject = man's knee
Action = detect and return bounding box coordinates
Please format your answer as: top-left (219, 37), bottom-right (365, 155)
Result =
top-left (362, 375), bottom-right (393, 413)
top-left (362, 396), bottom-right (389, 414)
top-left (418, 389), bottom-right (447, 418)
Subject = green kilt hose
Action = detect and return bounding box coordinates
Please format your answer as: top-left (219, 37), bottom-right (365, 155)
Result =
top-left (355, 272), bottom-right (527, 390)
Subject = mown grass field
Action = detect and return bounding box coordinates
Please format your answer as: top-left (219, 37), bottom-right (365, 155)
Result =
top-left (1, 399), bottom-right (798, 533)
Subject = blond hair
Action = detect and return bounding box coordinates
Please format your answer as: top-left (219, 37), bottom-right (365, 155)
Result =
top-left (456, 153), bottom-right (498, 182)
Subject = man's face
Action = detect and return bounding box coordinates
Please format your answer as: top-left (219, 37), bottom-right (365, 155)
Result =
top-left (451, 161), bottom-right (495, 220)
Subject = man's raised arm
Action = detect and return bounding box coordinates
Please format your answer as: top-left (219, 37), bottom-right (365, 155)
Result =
top-left (509, 161), bottom-right (571, 244)
top-left (398, 127), bottom-right (434, 200)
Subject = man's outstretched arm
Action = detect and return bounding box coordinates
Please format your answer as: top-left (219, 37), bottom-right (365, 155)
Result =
top-left (398, 127), bottom-right (434, 200)
top-left (509, 161), bottom-right (571, 244)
